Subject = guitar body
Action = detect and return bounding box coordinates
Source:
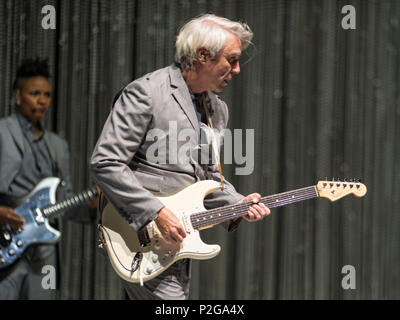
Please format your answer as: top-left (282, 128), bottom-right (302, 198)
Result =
top-left (0, 177), bottom-right (61, 270)
top-left (99, 180), bottom-right (223, 284)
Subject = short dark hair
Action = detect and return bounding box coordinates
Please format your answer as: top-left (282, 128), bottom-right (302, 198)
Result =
top-left (13, 58), bottom-right (50, 91)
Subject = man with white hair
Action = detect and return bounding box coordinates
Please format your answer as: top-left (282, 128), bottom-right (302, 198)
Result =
top-left (90, 14), bottom-right (270, 300)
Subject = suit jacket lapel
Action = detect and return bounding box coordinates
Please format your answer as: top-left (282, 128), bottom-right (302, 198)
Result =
top-left (8, 113), bottom-right (59, 176)
top-left (168, 65), bottom-right (200, 136)
top-left (7, 114), bottom-right (25, 155)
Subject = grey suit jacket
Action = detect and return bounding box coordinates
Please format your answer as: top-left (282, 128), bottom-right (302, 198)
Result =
top-left (0, 113), bottom-right (92, 223)
top-left (90, 64), bottom-right (244, 231)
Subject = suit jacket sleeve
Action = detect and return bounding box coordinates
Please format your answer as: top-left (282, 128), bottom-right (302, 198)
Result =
top-left (0, 122), bottom-right (21, 193)
top-left (90, 80), bottom-right (165, 232)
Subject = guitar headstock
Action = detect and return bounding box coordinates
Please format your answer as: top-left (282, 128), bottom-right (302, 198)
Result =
top-left (317, 178), bottom-right (367, 202)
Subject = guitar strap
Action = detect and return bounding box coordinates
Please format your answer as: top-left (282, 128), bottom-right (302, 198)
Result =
top-left (200, 93), bottom-right (225, 191)
top-left (97, 190), bottom-right (108, 225)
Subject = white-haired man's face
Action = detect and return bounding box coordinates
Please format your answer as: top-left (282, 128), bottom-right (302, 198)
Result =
top-left (197, 32), bottom-right (242, 93)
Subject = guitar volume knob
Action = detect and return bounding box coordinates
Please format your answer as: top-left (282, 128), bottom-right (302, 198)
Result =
top-left (146, 266), bottom-right (153, 274)
top-left (3, 231), bottom-right (11, 241)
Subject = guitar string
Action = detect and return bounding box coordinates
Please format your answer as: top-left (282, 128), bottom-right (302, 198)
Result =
top-left (191, 196), bottom-right (314, 228)
top-left (44, 188), bottom-right (96, 216)
top-left (191, 193), bottom-right (318, 229)
top-left (191, 193), bottom-right (317, 229)
top-left (190, 186), bottom-right (318, 229)
top-left (190, 186), bottom-right (317, 221)
top-left (42, 187), bottom-right (97, 218)
top-left (190, 187), bottom-right (316, 227)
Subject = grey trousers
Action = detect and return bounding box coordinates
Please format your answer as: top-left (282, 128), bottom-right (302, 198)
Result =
top-left (123, 259), bottom-right (191, 300)
top-left (0, 245), bottom-right (58, 300)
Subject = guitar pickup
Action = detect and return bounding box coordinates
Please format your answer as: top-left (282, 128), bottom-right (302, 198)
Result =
top-left (34, 208), bottom-right (45, 224)
top-left (137, 228), bottom-right (151, 247)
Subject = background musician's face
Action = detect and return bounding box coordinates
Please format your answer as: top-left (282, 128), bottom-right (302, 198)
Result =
top-left (13, 76), bottom-right (52, 125)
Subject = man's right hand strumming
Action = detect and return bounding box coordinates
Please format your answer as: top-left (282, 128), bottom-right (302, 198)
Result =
top-left (155, 207), bottom-right (187, 244)
top-left (0, 206), bottom-right (25, 230)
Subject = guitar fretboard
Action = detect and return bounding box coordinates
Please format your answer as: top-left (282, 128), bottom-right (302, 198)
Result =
top-left (190, 185), bottom-right (318, 229)
top-left (42, 187), bottom-right (98, 218)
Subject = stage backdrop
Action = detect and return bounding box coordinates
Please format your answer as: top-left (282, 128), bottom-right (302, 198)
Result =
top-left (1, 0), bottom-right (399, 299)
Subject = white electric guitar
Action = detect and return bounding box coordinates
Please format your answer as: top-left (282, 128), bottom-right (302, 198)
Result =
top-left (98, 179), bottom-right (367, 284)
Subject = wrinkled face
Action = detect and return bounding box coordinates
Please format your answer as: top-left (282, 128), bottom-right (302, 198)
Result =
top-left (14, 76), bottom-right (51, 125)
top-left (200, 32), bottom-right (242, 93)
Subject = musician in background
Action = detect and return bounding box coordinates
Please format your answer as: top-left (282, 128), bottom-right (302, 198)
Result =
top-left (91, 14), bottom-right (270, 300)
top-left (0, 58), bottom-right (98, 299)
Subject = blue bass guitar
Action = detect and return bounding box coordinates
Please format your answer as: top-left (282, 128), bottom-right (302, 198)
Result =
top-left (0, 177), bottom-right (98, 270)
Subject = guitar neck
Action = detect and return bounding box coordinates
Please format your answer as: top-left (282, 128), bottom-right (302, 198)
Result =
top-left (190, 185), bottom-right (318, 229)
top-left (42, 186), bottom-right (98, 219)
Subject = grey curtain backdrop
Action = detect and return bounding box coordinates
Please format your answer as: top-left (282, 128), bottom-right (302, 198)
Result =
top-left (1, 0), bottom-right (399, 299)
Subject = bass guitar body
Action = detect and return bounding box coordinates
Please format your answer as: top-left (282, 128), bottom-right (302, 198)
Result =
top-left (0, 177), bottom-right (61, 269)
top-left (0, 177), bottom-right (98, 270)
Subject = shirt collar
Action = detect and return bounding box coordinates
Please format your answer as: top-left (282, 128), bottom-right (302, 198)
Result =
top-left (15, 110), bottom-right (44, 137)
top-left (176, 66), bottom-right (206, 102)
